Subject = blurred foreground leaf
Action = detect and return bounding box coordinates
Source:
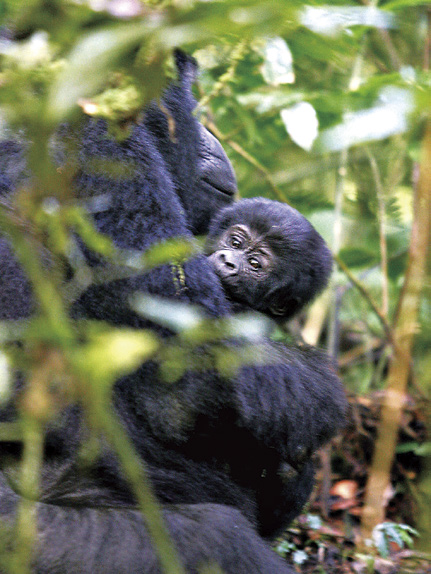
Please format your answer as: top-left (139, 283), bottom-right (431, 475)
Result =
top-left (316, 87), bottom-right (414, 152)
top-left (47, 22), bottom-right (157, 122)
top-left (300, 6), bottom-right (396, 36)
top-left (73, 326), bottom-right (158, 388)
top-left (260, 37), bottom-right (295, 86)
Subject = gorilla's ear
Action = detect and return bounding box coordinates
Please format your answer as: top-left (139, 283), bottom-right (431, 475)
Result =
top-left (173, 48), bottom-right (198, 92)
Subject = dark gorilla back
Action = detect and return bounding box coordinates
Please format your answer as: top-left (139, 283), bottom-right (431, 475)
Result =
top-left (0, 50), bottom-right (347, 573)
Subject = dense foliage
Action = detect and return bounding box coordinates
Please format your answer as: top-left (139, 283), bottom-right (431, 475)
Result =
top-left (0, 1), bottom-right (430, 572)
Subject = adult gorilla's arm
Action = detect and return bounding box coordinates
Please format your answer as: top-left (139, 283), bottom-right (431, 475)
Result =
top-left (234, 342), bottom-right (345, 466)
top-left (0, 50), bottom-right (236, 322)
top-left (143, 49), bottom-right (237, 235)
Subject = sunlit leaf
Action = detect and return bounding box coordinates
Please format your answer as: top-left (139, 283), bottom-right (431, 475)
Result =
top-left (300, 6), bottom-right (396, 37)
top-left (415, 442), bottom-right (431, 456)
top-left (281, 102), bottom-right (318, 151)
top-left (133, 296), bottom-right (273, 341)
top-left (276, 540), bottom-right (295, 557)
top-left (384, 524), bottom-right (406, 548)
top-left (0, 351), bottom-right (11, 403)
top-left (372, 526), bottom-right (390, 557)
top-left (372, 522), bottom-right (419, 558)
top-left (143, 237), bottom-right (203, 268)
top-left (132, 295), bottom-right (205, 332)
top-left (224, 313), bottom-right (273, 341)
top-left (317, 87), bottom-right (414, 152)
top-left (237, 90), bottom-right (306, 114)
top-left (261, 37), bottom-right (294, 86)
top-left (76, 327), bottom-right (158, 385)
top-left (292, 550), bottom-right (308, 565)
top-left (67, 207), bottom-right (116, 257)
top-left (305, 514), bottom-right (323, 530)
top-left (0, 31), bottom-right (52, 67)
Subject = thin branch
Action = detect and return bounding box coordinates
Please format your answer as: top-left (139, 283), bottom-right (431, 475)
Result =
top-left (327, 151), bottom-right (347, 359)
top-left (12, 418), bottom-right (44, 574)
top-left (426, 7), bottom-right (431, 71)
top-left (365, 147), bottom-right (389, 317)
top-left (334, 254), bottom-right (394, 344)
top-left (83, 395), bottom-right (187, 574)
top-left (198, 41), bottom-right (248, 111)
top-left (378, 28), bottom-right (402, 71)
top-left (359, 0), bottom-right (402, 71)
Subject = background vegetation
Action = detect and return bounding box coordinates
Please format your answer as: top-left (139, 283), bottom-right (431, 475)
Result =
top-left (0, 0), bottom-right (430, 572)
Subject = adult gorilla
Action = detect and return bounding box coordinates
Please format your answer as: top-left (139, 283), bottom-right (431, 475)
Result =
top-left (0, 51), bottom-right (346, 573)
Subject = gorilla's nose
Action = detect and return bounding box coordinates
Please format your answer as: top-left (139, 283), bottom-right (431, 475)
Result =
top-left (217, 251), bottom-right (239, 276)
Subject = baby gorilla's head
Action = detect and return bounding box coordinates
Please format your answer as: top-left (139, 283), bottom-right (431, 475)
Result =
top-left (205, 198), bottom-right (332, 320)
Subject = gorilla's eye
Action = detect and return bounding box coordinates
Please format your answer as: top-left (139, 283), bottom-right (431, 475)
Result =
top-left (269, 304), bottom-right (287, 316)
top-left (248, 257), bottom-right (262, 270)
top-left (230, 236), bottom-right (242, 248)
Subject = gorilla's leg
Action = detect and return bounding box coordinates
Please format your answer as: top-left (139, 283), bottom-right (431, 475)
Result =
top-left (0, 475), bottom-right (293, 574)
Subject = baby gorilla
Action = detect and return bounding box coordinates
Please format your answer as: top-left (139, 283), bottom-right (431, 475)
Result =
top-left (206, 197), bottom-right (332, 320)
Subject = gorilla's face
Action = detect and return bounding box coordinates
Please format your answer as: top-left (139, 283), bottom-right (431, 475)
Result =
top-left (208, 224), bottom-right (274, 282)
top-left (207, 223), bottom-right (280, 314)
top-left (191, 125), bottom-right (237, 234)
top-left (197, 125), bottom-right (237, 202)
top-left (206, 198), bottom-right (333, 320)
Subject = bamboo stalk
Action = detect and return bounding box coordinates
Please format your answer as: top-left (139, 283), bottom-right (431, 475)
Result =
top-left (361, 121), bottom-right (431, 539)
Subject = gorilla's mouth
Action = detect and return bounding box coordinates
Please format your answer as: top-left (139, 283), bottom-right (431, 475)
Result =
top-left (200, 175), bottom-right (236, 198)
top-left (213, 274), bottom-right (250, 307)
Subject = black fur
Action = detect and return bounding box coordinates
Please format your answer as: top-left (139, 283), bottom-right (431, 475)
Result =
top-left (0, 50), bottom-right (347, 573)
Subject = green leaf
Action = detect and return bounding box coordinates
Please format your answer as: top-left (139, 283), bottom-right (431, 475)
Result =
top-left (292, 550), bottom-right (308, 565)
top-left (132, 296), bottom-right (205, 332)
top-left (384, 523), bottom-right (405, 548)
top-left (142, 238), bottom-right (203, 269)
top-left (398, 528), bottom-right (416, 548)
top-left (339, 247), bottom-right (379, 268)
top-left (276, 541), bottom-right (295, 557)
top-left (415, 442), bottom-right (431, 456)
top-left (67, 208), bottom-right (116, 257)
top-left (372, 522), bottom-right (419, 557)
top-left (383, 0), bottom-right (430, 10)
top-left (305, 514), bottom-right (323, 530)
top-left (237, 90), bottom-right (306, 114)
top-left (372, 527), bottom-right (389, 557)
